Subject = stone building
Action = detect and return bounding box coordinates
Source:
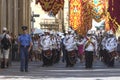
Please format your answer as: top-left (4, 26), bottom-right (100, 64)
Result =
top-left (0, 0), bottom-right (31, 35)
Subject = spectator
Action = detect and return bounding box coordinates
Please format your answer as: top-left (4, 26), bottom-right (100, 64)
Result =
top-left (0, 27), bottom-right (11, 68)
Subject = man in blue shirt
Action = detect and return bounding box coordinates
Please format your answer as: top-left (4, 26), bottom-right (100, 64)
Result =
top-left (18, 26), bottom-right (33, 72)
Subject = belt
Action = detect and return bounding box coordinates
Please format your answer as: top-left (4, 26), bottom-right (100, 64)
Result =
top-left (20, 45), bottom-right (30, 48)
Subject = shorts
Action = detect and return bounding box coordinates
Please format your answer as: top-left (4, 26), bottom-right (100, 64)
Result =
top-left (0, 49), bottom-right (10, 59)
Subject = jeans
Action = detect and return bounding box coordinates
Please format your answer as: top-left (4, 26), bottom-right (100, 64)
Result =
top-left (20, 47), bottom-right (29, 71)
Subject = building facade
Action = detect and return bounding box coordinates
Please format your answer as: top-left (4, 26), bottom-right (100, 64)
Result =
top-left (0, 0), bottom-right (31, 35)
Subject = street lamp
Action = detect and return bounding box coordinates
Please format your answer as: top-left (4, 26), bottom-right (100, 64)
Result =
top-left (31, 11), bottom-right (40, 34)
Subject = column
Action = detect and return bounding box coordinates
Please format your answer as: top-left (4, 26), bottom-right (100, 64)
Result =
top-left (7, 0), bottom-right (14, 32)
top-left (18, 0), bottom-right (31, 34)
top-left (0, 0), bottom-right (1, 32)
top-left (13, 0), bottom-right (18, 36)
top-left (1, 0), bottom-right (7, 31)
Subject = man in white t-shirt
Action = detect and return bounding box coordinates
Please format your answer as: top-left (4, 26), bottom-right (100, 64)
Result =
top-left (0, 27), bottom-right (11, 68)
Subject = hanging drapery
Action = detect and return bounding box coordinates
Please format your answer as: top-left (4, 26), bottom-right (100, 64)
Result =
top-left (36, 0), bottom-right (64, 16)
top-left (80, 0), bottom-right (92, 35)
top-left (36, 0), bottom-right (55, 12)
top-left (89, 0), bottom-right (107, 22)
top-left (108, 0), bottom-right (120, 33)
top-left (69, 0), bottom-right (82, 31)
top-left (51, 0), bottom-right (64, 16)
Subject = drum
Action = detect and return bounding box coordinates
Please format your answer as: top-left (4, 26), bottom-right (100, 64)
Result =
top-left (110, 51), bottom-right (117, 58)
top-left (67, 50), bottom-right (76, 66)
top-left (43, 49), bottom-right (52, 59)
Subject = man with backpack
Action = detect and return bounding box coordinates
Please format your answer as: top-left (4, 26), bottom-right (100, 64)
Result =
top-left (0, 27), bottom-right (11, 68)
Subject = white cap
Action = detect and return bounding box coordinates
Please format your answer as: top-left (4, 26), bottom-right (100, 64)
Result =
top-left (71, 30), bottom-right (75, 34)
top-left (50, 31), bottom-right (53, 34)
top-left (44, 29), bottom-right (49, 33)
top-left (109, 30), bottom-right (113, 34)
top-left (102, 29), bottom-right (105, 32)
top-left (87, 30), bottom-right (92, 34)
top-left (68, 28), bottom-right (72, 32)
top-left (3, 27), bottom-right (7, 31)
top-left (107, 30), bottom-right (113, 35)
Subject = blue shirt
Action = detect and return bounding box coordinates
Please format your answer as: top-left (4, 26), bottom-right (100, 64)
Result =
top-left (18, 34), bottom-right (32, 46)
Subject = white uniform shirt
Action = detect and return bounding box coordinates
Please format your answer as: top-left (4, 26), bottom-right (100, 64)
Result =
top-left (83, 36), bottom-right (97, 52)
top-left (101, 37), bottom-right (107, 50)
top-left (41, 35), bottom-right (52, 50)
top-left (64, 34), bottom-right (76, 51)
top-left (56, 36), bottom-right (61, 49)
top-left (105, 37), bottom-right (117, 52)
top-left (51, 36), bottom-right (57, 49)
top-left (33, 40), bottom-right (39, 51)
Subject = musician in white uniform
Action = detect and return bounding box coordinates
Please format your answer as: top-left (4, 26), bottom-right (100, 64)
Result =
top-left (105, 30), bottom-right (117, 67)
top-left (40, 30), bottom-right (52, 66)
top-left (41, 30), bottom-right (52, 51)
top-left (83, 30), bottom-right (97, 69)
top-left (63, 28), bottom-right (76, 67)
top-left (101, 32), bottom-right (108, 64)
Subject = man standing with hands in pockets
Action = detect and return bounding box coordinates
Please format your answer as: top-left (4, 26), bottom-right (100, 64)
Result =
top-left (18, 26), bottom-right (33, 72)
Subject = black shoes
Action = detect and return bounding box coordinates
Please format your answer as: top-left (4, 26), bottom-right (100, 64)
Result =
top-left (25, 69), bottom-right (28, 72)
top-left (20, 69), bottom-right (28, 72)
top-left (20, 69), bottom-right (24, 72)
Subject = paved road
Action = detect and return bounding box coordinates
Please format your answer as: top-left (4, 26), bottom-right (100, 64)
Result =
top-left (0, 59), bottom-right (120, 80)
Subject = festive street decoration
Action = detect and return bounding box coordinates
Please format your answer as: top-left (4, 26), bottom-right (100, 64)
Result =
top-left (80, 0), bottom-right (92, 35)
top-left (51, 0), bottom-right (64, 16)
top-left (108, 0), bottom-right (120, 33)
top-left (36, 0), bottom-right (64, 16)
top-left (69, 0), bottom-right (82, 31)
top-left (36, 0), bottom-right (55, 12)
top-left (89, 0), bottom-right (108, 22)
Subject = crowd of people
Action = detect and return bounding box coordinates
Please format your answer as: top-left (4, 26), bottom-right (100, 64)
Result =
top-left (0, 26), bottom-right (120, 72)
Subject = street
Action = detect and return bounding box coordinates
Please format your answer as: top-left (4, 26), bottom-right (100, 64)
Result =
top-left (0, 59), bottom-right (120, 80)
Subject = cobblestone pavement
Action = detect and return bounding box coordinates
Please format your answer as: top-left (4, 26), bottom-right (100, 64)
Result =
top-left (0, 60), bottom-right (120, 80)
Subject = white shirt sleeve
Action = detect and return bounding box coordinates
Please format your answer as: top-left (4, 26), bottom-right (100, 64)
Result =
top-left (6, 34), bottom-right (11, 39)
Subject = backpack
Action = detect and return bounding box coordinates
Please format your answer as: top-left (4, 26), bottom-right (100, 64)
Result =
top-left (1, 34), bottom-right (11, 50)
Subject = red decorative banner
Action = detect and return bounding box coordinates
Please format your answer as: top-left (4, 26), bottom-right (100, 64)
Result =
top-left (36, 0), bottom-right (55, 12)
top-left (108, 0), bottom-right (120, 33)
top-left (36, 0), bottom-right (64, 15)
top-left (51, 0), bottom-right (64, 16)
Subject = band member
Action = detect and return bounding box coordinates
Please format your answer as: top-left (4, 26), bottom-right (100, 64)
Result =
top-left (105, 30), bottom-right (117, 67)
top-left (83, 30), bottom-right (97, 69)
top-left (101, 32), bottom-right (108, 64)
top-left (51, 32), bottom-right (58, 64)
top-left (64, 28), bottom-right (77, 67)
top-left (41, 30), bottom-right (52, 66)
top-left (56, 33), bottom-right (62, 63)
top-left (117, 36), bottom-right (120, 62)
top-left (98, 30), bottom-right (105, 61)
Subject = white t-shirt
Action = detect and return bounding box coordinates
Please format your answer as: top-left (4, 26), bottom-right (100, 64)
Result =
top-left (33, 40), bottom-right (39, 50)
top-left (2, 33), bottom-right (11, 39)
